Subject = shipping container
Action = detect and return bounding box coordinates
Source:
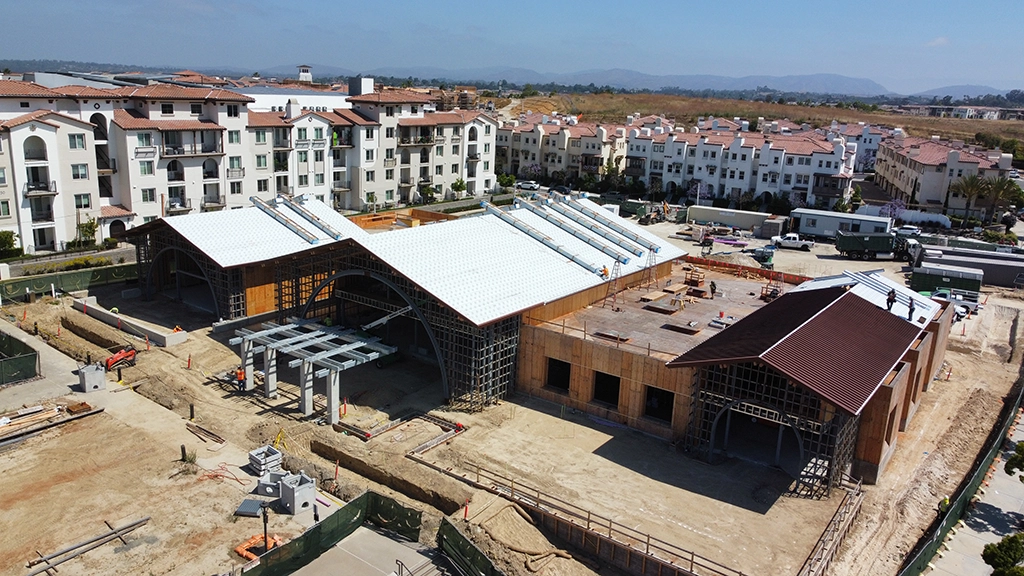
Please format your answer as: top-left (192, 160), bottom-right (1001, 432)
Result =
top-left (911, 262), bottom-right (985, 292)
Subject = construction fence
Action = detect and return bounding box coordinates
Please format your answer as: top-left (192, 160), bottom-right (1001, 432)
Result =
top-left (897, 371), bottom-right (1024, 576)
top-left (0, 330), bottom-right (39, 385)
top-left (0, 264), bottom-right (137, 301)
top-left (437, 518), bottom-right (505, 576)
top-left (239, 491), bottom-right (422, 576)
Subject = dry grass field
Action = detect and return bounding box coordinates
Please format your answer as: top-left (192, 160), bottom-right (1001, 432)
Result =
top-left (518, 93), bottom-right (1024, 143)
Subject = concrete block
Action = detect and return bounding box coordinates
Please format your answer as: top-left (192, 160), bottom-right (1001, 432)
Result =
top-left (78, 364), bottom-right (106, 393)
top-left (248, 445), bottom-right (282, 475)
top-left (280, 471), bottom-right (316, 515)
top-left (257, 471), bottom-right (288, 497)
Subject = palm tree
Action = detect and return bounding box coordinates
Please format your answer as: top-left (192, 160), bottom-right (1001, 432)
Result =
top-left (986, 176), bottom-right (1023, 219)
top-left (948, 174), bottom-right (988, 227)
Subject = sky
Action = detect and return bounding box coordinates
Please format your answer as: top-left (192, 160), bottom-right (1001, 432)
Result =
top-left (1, 0), bottom-right (1020, 95)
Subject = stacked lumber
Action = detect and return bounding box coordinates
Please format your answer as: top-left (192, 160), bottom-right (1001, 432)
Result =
top-left (186, 422), bottom-right (226, 444)
top-left (0, 405), bottom-right (64, 440)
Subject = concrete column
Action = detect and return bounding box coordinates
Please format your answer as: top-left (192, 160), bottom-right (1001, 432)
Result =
top-left (241, 339), bottom-right (255, 391)
top-left (263, 347), bottom-right (277, 397)
top-left (299, 360), bottom-right (314, 416)
top-left (327, 369), bottom-right (340, 425)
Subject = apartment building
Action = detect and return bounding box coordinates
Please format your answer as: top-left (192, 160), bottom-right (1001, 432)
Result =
top-left (495, 113), bottom-right (633, 181)
top-left (875, 133), bottom-right (1014, 217)
top-left (347, 85), bottom-right (497, 205)
top-left (625, 128), bottom-right (855, 208)
top-left (837, 122), bottom-right (887, 172)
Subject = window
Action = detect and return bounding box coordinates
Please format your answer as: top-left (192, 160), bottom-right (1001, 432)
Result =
top-left (762, 173), bottom-right (769, 183)
top-left (784, 174), bottom-right (792, 185)
top-left (436, 146), bottom-right (443, 156)
top-left (644, 386), bottom-right (674, 423)
top-left (258, 179), bottom-right (268, 192)
top-left (451, 164), bottom-right (458, 174)
top-left (710, 151), bottom-right (717, 158)
top-left (385, 190), bottom-right (394, 201)
top-left (452, 127), bottom-right (460, 136)
top-left (68, 134), bottom-right (85, 149)
top-left (366, 170), bottom-right (375, 182)
top-left (688, 148), bottom-right (696, 157)
top-left (485, 125), bottom-right (491, 135)
top-left (229, 156), bottom-right (242, 169)
top-left (141, 188), bottom-right (155, 202)
top-left (72, 164), bottom-right (88, 180)
top-left (484, 143), bottom-right (490, 153)
top-left (738, 171), bottom-right (745, 179)
top-left (731, 153), bottom-right (737, 160)
top-left (227, 104), bottom-right (239, 118)
top-left (384, 148), bottom-right (394, 160)
top-left (190, 103), bottom-right (203, 115)
top-left (144, 216), bottom-right (157, 223)
top-left (0, 168), bottom-right (5, 185)
top-left (546, 358), bottom-right (571, 392)
top-left (74, 193), bottom-right (91, 208)
top-left (19, 102), bottom-right (29, 108)
top-left (297, 128), bottom-right (307, 140)
top-left (386, 127), bottom-right (395, 138)
top-left (137, 133), bottom-right (152, 147)
top-left (365, 149), bottom-right (374, 161)
top-left (228, 130), bottom-right (240, 144)
top-left (298, 151), bottom-right (308, 163)
top-left (484, 161), bottom-right (489, 171)
top-left (818, 160), bottom-right (823, 168)
top-left (593, 371), bottom-right (620, 408)
top-left (786, 157), bottom-right (794, 165)
top-left (314, 127), bottom-right (323, 140)
top-left (313, 150), bottom-right (323, 163)
top-left (741, 154), bottom-right (746, 161)
top-left (838, 222), bottom-right (851, 232)
top-left (435, 165), bottom-right (443, 175)
top-left (230, 181), bottom-right (242, 195)
top-left (255, 129), bottom-right (267, 144)
top-left (256, 155), bottom-right (267, 169)
top-left (139, 161), bottom-right (154, 176)
top-left (0, 200), bottom-right (9, 217)
top-left (160, 103), bottom-right (173, 115)
top-left (366, 128), bottom-right (375, 139)
top-left (436, 127), bottom-right (444, 137)
top-left (297, 174), bottom-right (307, 187)
top-left (315, 173), bottom-right (324, 185)
top-left (411, 105), bottom-right (418, 114)
top-left (385, 169), bottom-right (394, 180)
top-left (385, 106), bottom-right (394, 117)
top-left (452, 145), bottom-right (459, 155)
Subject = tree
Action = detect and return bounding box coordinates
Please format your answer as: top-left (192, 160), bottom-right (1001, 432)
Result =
top-left (983, 533), bottom-right (1024, 576)
top-left (521, 84), bottom-right (539, 98)
top-left (851, 185), bottom-right (863, 205)
top-left (987, 176), bottom-right (1023, 216)
top-left (0, 230), bottom-right (16, 251)
top-left (76, 216), bottom-right (98, 245)
top-left (365, 191), bottom-right (377, 214)
top-left (496, 173), bottom-right (515, 193)
top-left (451, 177), bottom-right (467, 198)
top-left (948, 174), bottom-right (988, 225)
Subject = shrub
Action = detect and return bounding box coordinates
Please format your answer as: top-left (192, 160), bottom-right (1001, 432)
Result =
top-left (102, 237), bottom-right (118, 250)
top-left (24, 255), bottom-right (113, 276)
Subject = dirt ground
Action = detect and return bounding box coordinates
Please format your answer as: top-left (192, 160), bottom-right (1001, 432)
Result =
top-left (3, 221), bottom-right (1022, 575)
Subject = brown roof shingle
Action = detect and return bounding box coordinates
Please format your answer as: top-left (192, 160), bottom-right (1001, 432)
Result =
top-left (112, 108), bottom-right (224, 131)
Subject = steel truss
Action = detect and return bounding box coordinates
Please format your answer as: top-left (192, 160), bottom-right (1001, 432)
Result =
top-left (684, 363), bottom-right (858, 498)
top-left (276, 248), bottom-right (519, 411)
top-left (132, 226), bottom-right (245, 320)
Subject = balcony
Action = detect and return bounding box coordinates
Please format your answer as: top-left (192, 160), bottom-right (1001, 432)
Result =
top-left (276, 184), bottom-right (294, 196)
top-left (23, 181), bottom-right (57, 196)
top-left (134, 146), bottom-right (157, 159)
top-left (399, 177), bottom-right (414, 187)
top-left (203, 169), bottom-right (219, 181)
top-left (167, 170), bottom-right (184, 182)
top-left (312, 139), bottom-right (327, 149)
top-left (467, 153), bottom-right (480, 162)
top-left (399, 136), bottom-right (434, 146)
top-left (450, 135), bottom-right (462, 144)
top-left (384, 158), bottom-right (397, 168)
top-left (162, 142), bottom-right (223, 157)
top-left (273, 139), bottom-right (292, 149)
top-left (418, 175), bottom-right (432, 184)
top-left (30, 208), bottom-right (54, 223)
top-left (295, 139), bottom-right (310, 149)
top-left (24, 150), bottom-right (47, 162)
top-left (331, 132), bottom-right (353, 148)
top-left (624, 166), bottom-right (646, 177)
top-left (434, 136), bottom-right (446, 144)
top-left (274, 162), bottom-right (289, 173)
top-left (227, 168), bottom-right (245, 179)
top-left (97, 158), bottom-right (117, 175)
top-left (581, 164), bottom-right (600, 173)
top-left (202, 194), bottom-right (225, 209)
top-left (331, 180), bottom-right (351, 192)
top-left (166, 198), bottom-right (192, 214)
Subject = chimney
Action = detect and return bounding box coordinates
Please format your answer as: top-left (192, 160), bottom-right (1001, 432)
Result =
top-left (285, 98), bottom-right (301, 119)
top-left (347, 77), bottom-right (374, 96)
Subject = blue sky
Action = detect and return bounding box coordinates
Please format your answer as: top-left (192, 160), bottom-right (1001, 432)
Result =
top-left (3, 0), bottom-right (1019, 94)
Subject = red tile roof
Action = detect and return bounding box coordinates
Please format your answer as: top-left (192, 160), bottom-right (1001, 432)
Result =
top-left (248, 108), bottom-right (378, 128)
top-left (112, 108), bottom-right (225, 131)
top-left (113, 84), bottom-right (254, 102)
top-left (881, 137), bottom-right (998, 167)
top-left (347, 89), bottom-right (434, 104)
top-left (246, 110), bottom-right (290, 128)
top-left (331, 108), bottom-right (378, 126)
top-left (841, 123), bottom-right (884, 136)
top-left (398, 110), bottom-right (492, 127)
top-left (667, 287), bottom-right (923, 415)
top-left (0, 80), bottom-right (63, 98)
top-left (173, 75), bottom-right (229, 86)
top-left (99, 205), bottom-right (135, 219)
top-left (52, 85), bottom-right (122, 98)
top-left (0, 110), bottom-right (94, 130)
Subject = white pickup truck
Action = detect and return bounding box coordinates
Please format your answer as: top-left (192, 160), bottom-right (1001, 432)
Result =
top-left (771, 233), bottom-right (814, 251)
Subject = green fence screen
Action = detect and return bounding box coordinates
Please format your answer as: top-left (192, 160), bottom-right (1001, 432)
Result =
top-left (898, 372), bottom-right (1024, 575)
top-left (0, 264), bottom-right (137, 301)
top-left (437, 518), bottom-right (505, 576)
top-left (0, 331), bottom-right (38, 385)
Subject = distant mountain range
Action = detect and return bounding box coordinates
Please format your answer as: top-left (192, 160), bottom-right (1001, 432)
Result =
top-left (0, 59), bottom-right (1015, 98)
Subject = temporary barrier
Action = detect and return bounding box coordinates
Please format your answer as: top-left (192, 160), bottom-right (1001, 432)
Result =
top-left (0, 264), bottom-right (137, 300)
top-left (0, 330), bottom-right (39, 384)
top-left (437, 518), bottom-right (504, 576)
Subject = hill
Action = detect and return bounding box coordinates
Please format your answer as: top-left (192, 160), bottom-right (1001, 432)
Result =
top-left (912, 85), bottom-right (1007, 98)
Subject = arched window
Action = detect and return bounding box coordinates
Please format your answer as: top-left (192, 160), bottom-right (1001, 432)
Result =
top-left (23, 135), bottom-right (47, 161)
top-left (167, 160), bottom-right (184, 181)
top-left (419, 148), bottom-right (429, 163)
top-left (202, 158), bottom-right (218, 179)
top-left (468, 126), bottom-right (478, 142)
top-left (90, 113), bottom-right (108, 141)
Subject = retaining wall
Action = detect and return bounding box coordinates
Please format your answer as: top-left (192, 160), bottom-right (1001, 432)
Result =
top-left (71, 297), bottom-right (187, 347)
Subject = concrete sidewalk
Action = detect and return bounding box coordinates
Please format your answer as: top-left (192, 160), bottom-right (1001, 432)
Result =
top-left (930, 412), bottom-right (1024, 576)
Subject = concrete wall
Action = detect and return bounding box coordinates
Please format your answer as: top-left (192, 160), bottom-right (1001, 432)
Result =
top-left (71, 297), bottom-right (186, 347)
top-left (517, 324), bottom-right (694, 441)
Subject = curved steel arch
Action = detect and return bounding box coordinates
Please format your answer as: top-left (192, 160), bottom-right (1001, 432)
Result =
top-left (145, 246), bottom-right (221, 320)
top-left (707, 398), bottom-right (807, 475)
top-left (298, 269), bottom-right (449, 398)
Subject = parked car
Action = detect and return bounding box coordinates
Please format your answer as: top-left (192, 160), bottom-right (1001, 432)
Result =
top-left (895, 225), bottom-right (922, 236)
top-left (550, 185), bottom-right (570, 195)
top-left (515, 180), bottom-right (540, 190)
top-left (770, 233), bottom-right (814, 251)
top-left (1011, 169), bottom-right (1020, 179)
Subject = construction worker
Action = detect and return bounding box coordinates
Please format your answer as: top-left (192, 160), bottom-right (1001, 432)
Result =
top-left (709, 281), bottom-right (717, 299)
top-left (235, 366), bottom-right (246, 393)
top-left (938, 495), bottom-right (950, 515)
top-left (907, 299), bottom-right (916, 322)
top-left (602, 265), bottom-right (610, 278)
top-left (886, 289), bottom-right (896, 312)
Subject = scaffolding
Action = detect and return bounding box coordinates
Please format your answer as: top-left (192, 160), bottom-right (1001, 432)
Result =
top-left (274, 247), bottom-right (520, 412)
top-left (684, 362), bottom-right (858, 498)
top-left (132, 225), bottom-right (246, 320)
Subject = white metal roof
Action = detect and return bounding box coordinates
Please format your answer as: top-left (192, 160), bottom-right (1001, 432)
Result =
top-left (790, 208), bottom-right (893, 224)
top-left (161, 195), bottom-right (367, 268)
top-left (791, 270), bottom-right (940, 329)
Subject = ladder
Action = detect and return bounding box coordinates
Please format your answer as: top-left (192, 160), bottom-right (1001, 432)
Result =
top-left (640, 249), bottom-right (658, 291)
top-left (602, 261), bottom-right (622, 308)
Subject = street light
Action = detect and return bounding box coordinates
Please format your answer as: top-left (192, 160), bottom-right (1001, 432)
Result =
top-left (261, 501), bottom-right (270, 553)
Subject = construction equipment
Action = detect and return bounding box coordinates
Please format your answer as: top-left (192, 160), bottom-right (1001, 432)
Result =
top-left (749, 246), bottom-right (775, 269)
top-left (272, 428), bottom-right (289, 451)
top-left (104, 345), bottom-right (137, 371)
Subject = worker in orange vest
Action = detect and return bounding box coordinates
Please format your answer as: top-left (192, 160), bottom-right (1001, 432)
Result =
top-left (235, 366), bottom-right (246, 393)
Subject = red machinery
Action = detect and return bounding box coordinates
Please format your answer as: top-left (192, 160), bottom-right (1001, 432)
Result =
top-left (105, 345), bottom-right (137, 371)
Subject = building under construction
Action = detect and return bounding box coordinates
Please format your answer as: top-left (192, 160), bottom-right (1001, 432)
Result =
top-left (124, 193), bottom-right (682, 412)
